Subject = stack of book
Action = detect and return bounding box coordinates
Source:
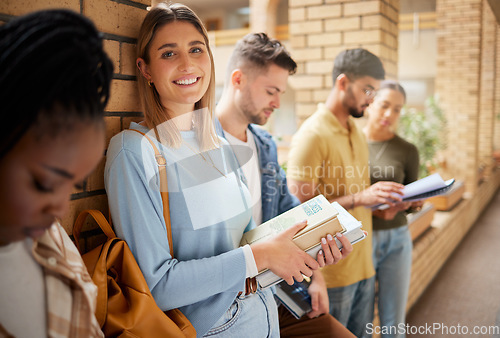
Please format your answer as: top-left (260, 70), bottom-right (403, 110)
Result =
top-left (240, 195), bottom-right (366, 288)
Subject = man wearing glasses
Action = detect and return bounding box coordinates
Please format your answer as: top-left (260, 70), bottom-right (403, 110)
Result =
top-left (287, 48), bottom-right (404, 337)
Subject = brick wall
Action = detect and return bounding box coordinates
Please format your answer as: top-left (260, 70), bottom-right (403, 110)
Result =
top-left (479, 3), bottom-right (496, 178)
top-left (408, 169), bottom-right (500, 311)
top-left (0, 0), bottom-right (148, 249)
top-left (436, 0), bottom-right (499, 194)
top-left (249, 0), bottom-right (280, 36)
top-left (288, 0), bottom-right (400, 125)
top-left (496, 28), bottom-right (500, 151)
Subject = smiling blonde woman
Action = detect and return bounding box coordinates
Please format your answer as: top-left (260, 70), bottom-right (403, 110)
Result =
top-left (104, 3), bottom-right (344, 336)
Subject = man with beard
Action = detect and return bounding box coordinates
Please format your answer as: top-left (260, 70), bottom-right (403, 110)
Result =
top-left (215, 33), bottom-right (299, 228)
top-left (216, 33), bottom-right (356, 337)
top-left (287, 48), bottom-right (404, 337)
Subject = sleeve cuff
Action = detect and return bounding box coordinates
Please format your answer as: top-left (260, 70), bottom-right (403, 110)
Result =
top-left (242, 244), bottom-right (258, 278)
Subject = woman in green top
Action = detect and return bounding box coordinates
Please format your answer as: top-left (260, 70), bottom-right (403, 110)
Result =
top-left (363, 80), bottom-right (422, 338)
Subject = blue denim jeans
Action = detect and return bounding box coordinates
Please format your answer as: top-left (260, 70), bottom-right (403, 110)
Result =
top-left (372, 226), bottom-right (413, 338)
top-left (204, 288), bottom-right (279, 337)
top-left (327, 276), bottom-right (375, 338)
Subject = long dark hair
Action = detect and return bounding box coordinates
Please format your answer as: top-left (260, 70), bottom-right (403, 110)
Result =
top-left (0, 9), bottom-right (114, 158)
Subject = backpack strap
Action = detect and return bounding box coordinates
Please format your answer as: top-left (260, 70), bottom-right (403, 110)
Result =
top-left (73, 209), bottom-right (115, 253)
top-left (129, 129), bottom-right (174, 258)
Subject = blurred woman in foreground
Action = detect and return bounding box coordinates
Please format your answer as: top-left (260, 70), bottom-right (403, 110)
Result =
top-left (0, 9), bottom-right (113, 337)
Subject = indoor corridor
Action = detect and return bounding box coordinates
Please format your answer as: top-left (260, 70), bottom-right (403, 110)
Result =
top-left (406, 189), bottom-right (500, 337)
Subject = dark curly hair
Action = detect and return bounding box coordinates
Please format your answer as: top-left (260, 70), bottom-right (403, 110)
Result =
top-left (332, 48), bottom-right (385, 85)
top-left (0, 9), bottom-right (114, 158)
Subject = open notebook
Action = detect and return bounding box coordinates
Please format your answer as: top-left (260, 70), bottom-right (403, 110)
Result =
top-left (373, 173), bottom-right (455, 210)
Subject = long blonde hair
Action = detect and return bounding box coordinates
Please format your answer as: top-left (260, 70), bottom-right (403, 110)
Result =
top-left (136, 2), bottom-right (218, 150)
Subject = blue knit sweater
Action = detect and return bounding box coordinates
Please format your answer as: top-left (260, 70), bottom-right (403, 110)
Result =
top-left (105, 123), bottom-right (255, 335)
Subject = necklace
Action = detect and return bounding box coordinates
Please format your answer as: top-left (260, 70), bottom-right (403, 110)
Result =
top-left (374, 140), bottom-right (390, 161)
top-left (183, 141), bottom-right (227, 178)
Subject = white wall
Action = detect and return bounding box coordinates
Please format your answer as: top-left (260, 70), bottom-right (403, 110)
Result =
top-left (398, 29), bottom-right (437, 107)
top-left (398, 29), bottom-right (437, 79)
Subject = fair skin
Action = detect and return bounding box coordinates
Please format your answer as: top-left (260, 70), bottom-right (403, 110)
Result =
top-left (364, 87), bottom-right (423, 219)
top-left (137, 21), bottom-right (334, 286)
top-left (288, 74), bottom-right (405, 208)
top-left (217, 63), bottom-right (288, 141)
top-left (0, 123), bottom-right (105, 246)
top-left (364, 87), bottom-right (404, 139)
top-left (216, 63), bottom-right (353, 316)
top-left (137, 21), bottom-right (211, 131)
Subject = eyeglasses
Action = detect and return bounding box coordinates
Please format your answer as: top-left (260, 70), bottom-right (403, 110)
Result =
top-left (350, 81), bottom-right (377, 99)
top-left (361, 87), bottom-right (377, 99)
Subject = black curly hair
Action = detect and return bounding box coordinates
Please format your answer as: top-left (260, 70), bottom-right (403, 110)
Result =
top-left (0, 9), bottom-right (114, 158)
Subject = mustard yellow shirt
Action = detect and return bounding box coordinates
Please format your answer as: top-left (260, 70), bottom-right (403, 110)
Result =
top-left (287, 103), bottom-right (374, 288)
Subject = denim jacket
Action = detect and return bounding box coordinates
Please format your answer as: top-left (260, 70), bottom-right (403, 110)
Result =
top-left (215, 119), bottom-right (300, 222)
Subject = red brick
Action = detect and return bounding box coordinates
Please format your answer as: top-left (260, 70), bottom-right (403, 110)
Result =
top-left (107, 80), bottom-right (141, 112)
top-left (0, 0), bottom-right (79, 16)
top-left (86, 157), bottom-right (106, 191)
top-left (61, 194), bottom-right (108, 235)
top-left (103, 39), bottom-right (120, 75)
top-left (84, 0), bottom-right (146, 39)
top-left (122, 42), bottom-right (138, 76)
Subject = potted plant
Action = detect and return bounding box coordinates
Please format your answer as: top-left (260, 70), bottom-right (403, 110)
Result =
top-left (398, 96), bottom-right (447, 178)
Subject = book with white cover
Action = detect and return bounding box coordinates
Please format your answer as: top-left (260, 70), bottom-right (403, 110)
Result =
top-left (256, 202), bottom-right (366, 289)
